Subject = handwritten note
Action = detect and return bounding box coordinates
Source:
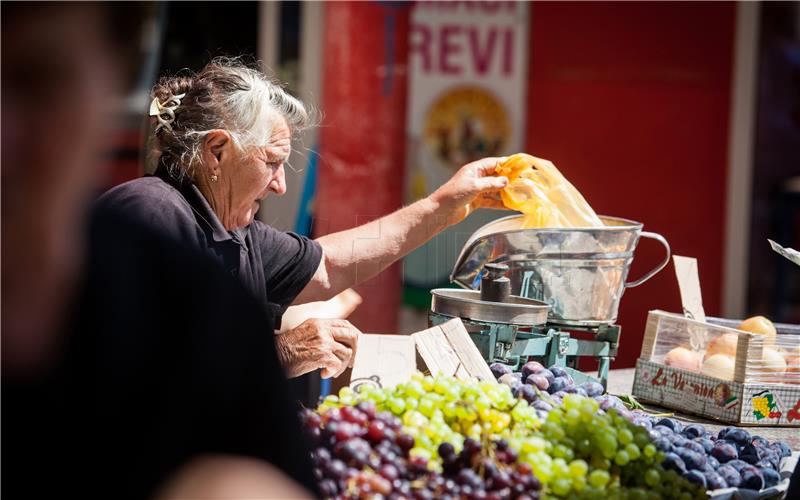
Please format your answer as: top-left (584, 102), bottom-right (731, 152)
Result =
top-left (673, 255), bottom-right (706, 323)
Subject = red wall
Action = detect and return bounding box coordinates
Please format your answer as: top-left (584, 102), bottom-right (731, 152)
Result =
top-left (316, 2), bottom-right (411, 334)
top-left (526, 2), bottom-right (736, 367)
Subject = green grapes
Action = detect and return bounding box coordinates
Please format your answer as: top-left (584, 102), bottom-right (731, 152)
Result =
top-left (315, 373), bottom-right (705, 499)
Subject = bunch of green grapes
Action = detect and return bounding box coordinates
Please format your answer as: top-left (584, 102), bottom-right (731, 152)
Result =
top-left (531, 393), bottom-right (704, 499)
top-left (318, 373), bottom-right (546, 470)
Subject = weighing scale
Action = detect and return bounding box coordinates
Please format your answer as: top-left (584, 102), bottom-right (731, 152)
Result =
top-left (429, 264), bottom-right (621, 388)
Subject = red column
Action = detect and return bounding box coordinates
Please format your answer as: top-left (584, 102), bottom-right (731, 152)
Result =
top-left (315, 1), bottom-right (410, 334)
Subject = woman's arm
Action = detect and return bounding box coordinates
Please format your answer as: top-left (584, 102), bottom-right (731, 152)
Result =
top-left (293, 157), bottom-right (507, 304)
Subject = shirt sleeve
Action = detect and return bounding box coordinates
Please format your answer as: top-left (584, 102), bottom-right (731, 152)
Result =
top-left (252, 220), bottom-right (323, 310)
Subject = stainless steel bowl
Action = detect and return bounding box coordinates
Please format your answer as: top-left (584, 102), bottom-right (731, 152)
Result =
top-left (451, 215), bottom-right (670, 326)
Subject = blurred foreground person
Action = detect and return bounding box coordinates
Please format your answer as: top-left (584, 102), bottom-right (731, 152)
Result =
top-left (2, 3), bottom-right (314, 498)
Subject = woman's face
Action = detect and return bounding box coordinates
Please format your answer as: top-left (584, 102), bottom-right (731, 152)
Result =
top-left (219, 118), bottom-right (291, 229)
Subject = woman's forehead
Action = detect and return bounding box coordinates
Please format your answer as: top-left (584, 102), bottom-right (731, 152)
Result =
top-left (263, 138), bottom-right (291, 160)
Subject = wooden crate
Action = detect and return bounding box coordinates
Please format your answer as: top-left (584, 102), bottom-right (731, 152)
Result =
top-left (633, 310), bottom-right (800, 426)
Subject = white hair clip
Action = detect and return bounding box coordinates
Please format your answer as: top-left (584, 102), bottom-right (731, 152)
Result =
top-left (149, 92), bottom-right (186, 132)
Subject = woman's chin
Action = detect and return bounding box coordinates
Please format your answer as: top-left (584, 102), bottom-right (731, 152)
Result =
top-left (237, 204), bottom-right (259, 227)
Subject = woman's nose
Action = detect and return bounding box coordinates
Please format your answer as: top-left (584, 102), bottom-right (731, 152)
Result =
top-left (268, 164), bottom-right (287, 195)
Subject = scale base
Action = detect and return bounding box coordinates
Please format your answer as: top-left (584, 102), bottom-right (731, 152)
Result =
top-left (428, 312), bottom-right (621, 389)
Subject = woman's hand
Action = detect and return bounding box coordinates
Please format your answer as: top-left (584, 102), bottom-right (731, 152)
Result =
top-left (274, 318), bottom-right (361, 379)
top-left (429, 157), bottom-right (509, 225)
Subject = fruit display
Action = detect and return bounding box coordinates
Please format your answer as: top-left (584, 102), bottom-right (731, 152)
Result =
top-left (655, 313), bottom-right (800, 385)
top-left (303, 364), bottom-right (726, 499)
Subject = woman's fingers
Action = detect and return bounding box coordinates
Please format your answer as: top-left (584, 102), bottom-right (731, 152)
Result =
top-left (471, 156), bottom-right (506, 176)
top-left (319, 352), bottom-right (344, 379)
top-left (330, 341), bottom-right (353, 363)
top-left (327, 344), bottom-right (350, 378)
top-left (475, 175), bottom-right (508, 192)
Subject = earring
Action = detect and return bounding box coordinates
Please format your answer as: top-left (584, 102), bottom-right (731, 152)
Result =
top-left (211, 174), bottom-right (219, 183)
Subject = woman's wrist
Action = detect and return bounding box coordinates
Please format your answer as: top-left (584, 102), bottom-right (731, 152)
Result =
top-left (273, 333), bottom-right (298, 377)
top-left (426, 190), bottom-right (466, 229)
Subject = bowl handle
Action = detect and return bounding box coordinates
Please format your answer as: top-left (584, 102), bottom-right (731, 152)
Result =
top-left (625, 231), bottom-right (671, 288)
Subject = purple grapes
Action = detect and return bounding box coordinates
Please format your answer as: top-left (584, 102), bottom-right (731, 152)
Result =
top-left (547, 377), bottom-right (569, 394)
top-left (681, 424), bottom-right (706, 439)
top-left (520, 361), bottom-right (544, 380)
top-left (676, 448), bottom-right (707, 471)
top-left (683, 470), bottom-right (707, 488)
top-left (663, 452), bottom-right (688, 475)
top-left (760, 466), bottom-right (780, 488)
top-left (490, 362), bottom-right (513, 379)
top-left (739, 466), bottom-right (764, 490)
top-left (526, 373), bottom-right (550, 391)
top-left (580, 381), bottom-right (604, 397)
top-left (717, 464), bottom-right (741, 487)
top-left (704, 471), bottom-right (727, 490)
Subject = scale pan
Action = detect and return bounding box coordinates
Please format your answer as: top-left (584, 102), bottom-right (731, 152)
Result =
top-left (430, 289), bottom-right (549, 326)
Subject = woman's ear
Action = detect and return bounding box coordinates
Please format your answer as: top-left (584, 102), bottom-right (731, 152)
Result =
top-left (202, 130), bottom-right (231, 168)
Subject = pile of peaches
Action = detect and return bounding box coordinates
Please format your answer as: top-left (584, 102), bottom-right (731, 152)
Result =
top-left (663, 316), bottom-right (800, 383)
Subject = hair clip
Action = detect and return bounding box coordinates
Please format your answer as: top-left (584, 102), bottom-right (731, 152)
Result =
top-left (149, 92), bottom-right (186, 132)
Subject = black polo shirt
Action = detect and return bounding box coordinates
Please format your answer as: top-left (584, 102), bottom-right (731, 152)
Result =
top-left (97, 169), bottom-right (323, 321)
top-left (3, 208), bottom-right (319, 499)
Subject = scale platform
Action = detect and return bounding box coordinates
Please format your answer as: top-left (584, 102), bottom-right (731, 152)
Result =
top-left (429, 289), bottom-right (620, 388)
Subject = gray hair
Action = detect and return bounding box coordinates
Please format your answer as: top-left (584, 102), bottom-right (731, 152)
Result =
top-left (148, 57), bottom-right (311, 180)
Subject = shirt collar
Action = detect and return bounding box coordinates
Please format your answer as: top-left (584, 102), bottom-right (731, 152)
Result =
top-left (154, 168), bottom-right (235, 244)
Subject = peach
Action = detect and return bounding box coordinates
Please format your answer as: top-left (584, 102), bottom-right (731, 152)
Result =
top-left (739, 316), bottom-right (776, 345)
top-left (664, 347), bottom-right (701, 372)
top-left (702, 354), bottom-right (735, 381)
top-left (705, 333), bottom-right (738, 361)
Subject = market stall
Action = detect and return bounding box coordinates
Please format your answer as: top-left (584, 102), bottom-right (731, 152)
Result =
top-left (302, 155), bottom-right (799, 499)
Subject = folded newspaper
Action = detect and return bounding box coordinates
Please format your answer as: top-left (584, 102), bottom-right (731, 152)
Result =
top-left (769, 239), bottom-right (800, 266)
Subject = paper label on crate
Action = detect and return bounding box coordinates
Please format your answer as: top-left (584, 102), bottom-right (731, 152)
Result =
top-left (673, 256), bottom-right (706, 322)
top-left (633, 359), bottom-right (744, 422)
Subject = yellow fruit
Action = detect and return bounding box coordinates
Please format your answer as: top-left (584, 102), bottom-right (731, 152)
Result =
top-left (702, 354), bottom-right (735, 380)
top-left (738, 316), bottom-right (776, 337)
top-left (705, 333), bottom-right (738, 361)
top-left (664, 347), bottom-right (701, 372)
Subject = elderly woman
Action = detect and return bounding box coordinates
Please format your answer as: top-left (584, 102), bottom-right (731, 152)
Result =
top-left (99, 59), bottom-right (508, 379)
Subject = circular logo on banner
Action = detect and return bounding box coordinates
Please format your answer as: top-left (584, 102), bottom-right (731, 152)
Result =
top-left (423, 86), bottom-right (511, 170)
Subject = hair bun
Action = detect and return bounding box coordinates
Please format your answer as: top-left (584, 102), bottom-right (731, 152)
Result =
top-left (153, 76), bottom-right (193, 104)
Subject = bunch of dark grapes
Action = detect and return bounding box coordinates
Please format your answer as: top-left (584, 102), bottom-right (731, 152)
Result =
top-left (301, 402), bottom-right (542, 499)
top-left (302, 402), bottom-right (416, 498)
top-left (436, 437), bottom-right (542, 499)
top-left (652, 420), bottom-right (790, 491)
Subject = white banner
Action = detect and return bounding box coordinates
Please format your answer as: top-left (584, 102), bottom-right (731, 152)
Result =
top-left (404, 1), bottom-right (530, 290)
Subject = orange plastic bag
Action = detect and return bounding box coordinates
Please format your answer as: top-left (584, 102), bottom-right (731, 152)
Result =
top-left (495, 153), bottom-right (603, 228)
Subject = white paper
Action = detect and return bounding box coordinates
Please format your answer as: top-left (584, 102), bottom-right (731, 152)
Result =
top-left (768, 239), bottom-right (800, 267)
